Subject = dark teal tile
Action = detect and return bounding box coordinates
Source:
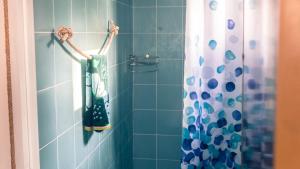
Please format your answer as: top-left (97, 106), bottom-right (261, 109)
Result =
top-left (54, 41), bottom-right (72, 84)
top-left (157, 135), bottom-right (181, 160)
top-left (75, 122), bottom-right (89, 166)
top-left (157, 85), bottom-right (183, 110)
top-left (55, 82), bottom-right (74, 134)
top-left (134, 71), bottom-right (156, 84)
top-left (35, 33), bottom-right (54, 90)
top-left (134, 85), bottom-right (156, 109)
top-left (34, 0), bottom-right (53, 32)
top-left (157, 60), bottom-right (183, 85)
top-left (133, 110), bottom-right (156, 134)
top-left (157, 0), bottom-right (183, 6)
top-left (58, 128), bottom-right (75, 169)
top-left (54, 0), bottom-right (71, 28)
top-left (133, 159), bottom-right (156, 169)
top-left (133, 135), bottom-right (156, 158)
top-left (40, 141), bottom-right (57, 169)
top-left (117, 2), bottom-right (132, 34)
top-left (133, 0), bottom-right (156, 7)
top-left (37, 89), bottom-right (56, 148)
top-left (157, 7), bottom-right (183, 33)
top-left (133, 34), bottom-right (156, 57)
top-left (157, 34), bottom-right (184, 59)
top-left (157, 160), bottom-right (180, 169)
top-left (134, 8), bottom-right (156, 33)
top-left (88, 147), bottom-right (101, 169)
top-left (157, 110), bottom-right (182, 135)
top-left (72, 0), bottom-right (86, 32)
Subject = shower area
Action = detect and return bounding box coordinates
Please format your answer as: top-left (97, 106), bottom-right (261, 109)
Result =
top-left (33, 0), bottom-right (278, 169)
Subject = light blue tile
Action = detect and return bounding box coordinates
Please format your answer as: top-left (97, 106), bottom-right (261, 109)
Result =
top-left (75, 122), bottom-right (90, 166)
top-left (55, 82), bottom-right (74, 134)
top-left (35, 33), bottom-right (54, 90)
top-left (133, 0), bottom-right (156, 7)
top-left (87, 0), bottom-right (101, 32)
top-left (133, 34), bottom-right (156, 57)
top-left (157, 160), bottom-right (180, 169)
top-left (134, 85), bottom-right (156, 109)
top-left (54, 40), bottom-right (72, 84)
top-left (133, 110), bottom-right (156, 134)
top-left (133, 135), bottom-right (156, 158)
top-left (157, 85), bottom-right (183, 110)
top-left (40, 141), bottom-right (58, 169)
top-left (108, 66), bottom-right (117, 99)
top-left (37, 89), bottom-right (56, 148)
top-left (134, 8), bottom-right (156, 33)
top-left (157, 7), bottom-right (183, 33)
top-left (58, 128), bottom-right (75, 169)
top-left (88, 147), bottom-right (101, 169)
top-left (157, 0), bottom-right (183, 6)
top-left (98, 0), bottom-right (108, 32)
top-left (133, 159), bottom-right (156, 169)
top-left (77, 160), bottom-right (88, 169)
top-left (99, 137), bottom-right (111, 169)
top-left (157, 60), bottom-right (183, 85)
top-left (157, 34), bottom-right (184, 59)
top-left (157, 110), bottom-right (182, 135)
top-left (157, 135), bottom-right (181, 160)
top-left (72, 0), bottom-right (86, 32)
top-left (54, 0), bottom-right (71, 28)
top-left (34, 0), bottom-right (53, 32)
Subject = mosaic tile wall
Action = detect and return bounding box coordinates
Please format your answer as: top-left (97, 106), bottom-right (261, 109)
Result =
top-left (33, 0), bottom-right (133, 169)
top-left (132, 0), bottom-right (185, 168)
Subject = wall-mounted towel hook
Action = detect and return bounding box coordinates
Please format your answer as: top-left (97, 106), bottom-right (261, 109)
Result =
top-left (56, 26), bottom-right (92, 59)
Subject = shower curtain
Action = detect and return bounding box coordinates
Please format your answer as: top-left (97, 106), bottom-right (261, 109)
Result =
top-left (181, 0), bottom-right (278, 169)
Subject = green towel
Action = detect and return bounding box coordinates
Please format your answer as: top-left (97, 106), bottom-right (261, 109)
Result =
top-left (83, 55), bottom-right (110, 131)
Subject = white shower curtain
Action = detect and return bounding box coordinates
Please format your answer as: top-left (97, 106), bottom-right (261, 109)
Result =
top-left (181, 0), bottom-right (278, 168)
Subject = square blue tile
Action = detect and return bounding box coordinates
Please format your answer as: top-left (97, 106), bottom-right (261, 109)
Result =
top-left (86, 0), bottom-right (101, 32)
top-left (88, 147), bottom-right (101, 169)
top-left (134, 8), bottom-right (156, 33)
top-left (55, 82), bottom-right (74, 135)
top-left (157, 160), bottom-right (180, 169)
top-left (35, 33), bottom-right (54, 90)
top-left (157, 85), bottom-right (183, 110)
top-left (157, 34), bottom-right (184, 59)
top-left (133, 134), bottom-right (156, 158)
top-left (133, 110), bottom-right (156, 134)
top-left (37, 89), bottom-right (56, 148)
top-left (72, 0), bottom-right (86, 32)
top-left (77, 160), bottom-right (88, 169)
top-left (98, 0), bottom-right (108, 32)
top-left (133, 159), bottom-right (156, 169)
top-left (157, 135), bottom-right (181, 160)
top-left (157, 110), bottom-right (182, 135)
top-left (34, 0), bottom-right (53, 32)
top-left (58, 128), bottom-right (75, 169)
top-left (133, 34), bottom-right (156, 57)
top-left (133, 0), bottom-right (156, 7)
top-left (157, 7), bottom-right (183, 33)
top-left (54, 41), bottom-right (72, 84)
top-left (75, 122), bottom-right (89, 166)
top-left (134, 71), bottom-right (156, 84)
top-left (134, 85), bottom-right (156, 109)
top-left (54, 0), bottom-right (71, 28)
top-left (157, 60), bottom-right (183, 85)
top-left (157, 0), bottom-right (183, 6)
top-left (40, 141), bottom-right (58, 169)
top-left (99, 137), bottom-right (111, 169)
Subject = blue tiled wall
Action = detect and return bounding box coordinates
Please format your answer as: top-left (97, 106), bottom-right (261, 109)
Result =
top-left (33, 0), bottom-right (133, 169)
top-left (132, 0), bottom-right (185, 169)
